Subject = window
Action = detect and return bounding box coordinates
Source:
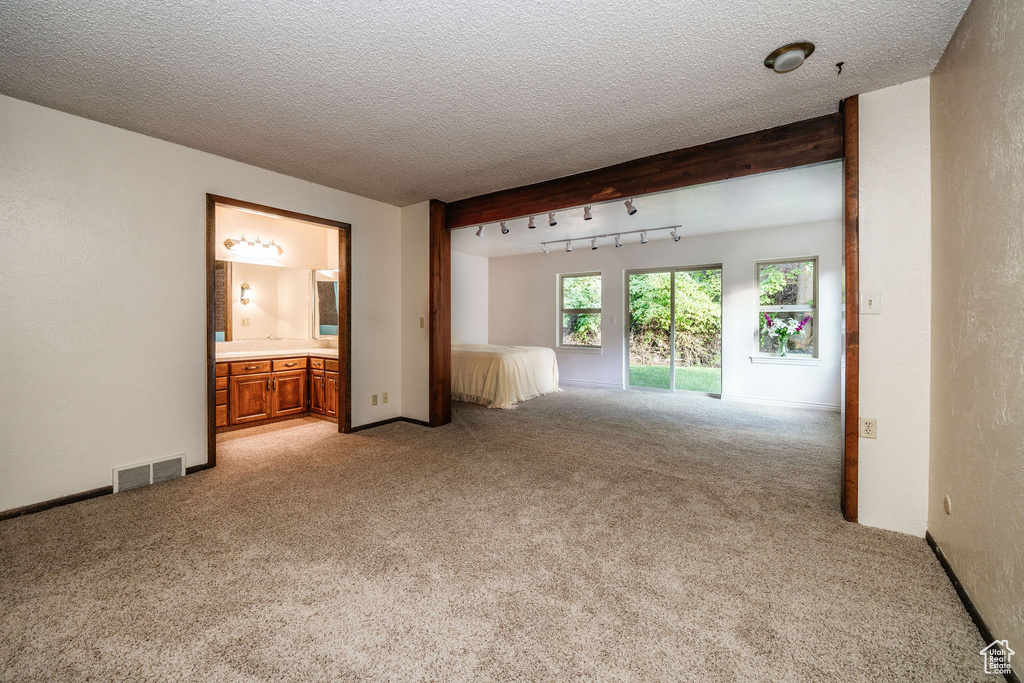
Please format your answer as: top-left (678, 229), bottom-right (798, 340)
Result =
top-left (756, 258), bottom-right (816, 357)
top-left (559, 272), bottom-right (601, 347)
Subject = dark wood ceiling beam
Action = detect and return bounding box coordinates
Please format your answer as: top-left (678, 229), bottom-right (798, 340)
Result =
top-left (445, 112), bottom-right (843, 229)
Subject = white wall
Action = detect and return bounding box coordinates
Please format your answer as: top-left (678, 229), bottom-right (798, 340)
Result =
top-left (488, 220), bottom-right (843, 409)
top-left (857, 78), bottom-right (932, 537)
top-left (451, 251), bottom-right (489, 344)
top-left (400, 201), bottom-right (430, 423)
top-left (0, 94), bottom-right (403, 513)
top-left (929, 0), bottom-right (1024, 651)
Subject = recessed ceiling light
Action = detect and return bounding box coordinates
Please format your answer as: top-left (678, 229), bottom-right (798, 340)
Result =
top-left (764, 42), bottom-right (815, 73)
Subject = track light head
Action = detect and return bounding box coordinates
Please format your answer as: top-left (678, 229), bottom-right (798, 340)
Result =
top-left (541, 244), bottom-right (549, 255)
top-left (476, 225), bottom-right (484, 237)
top-left (501, 221), bottom-right (509, 235)
top-left (549, 212), bottom-right (557, 227)
top-left (528, 216), bottom-right (536, 229)
top-left (671, 228), bottom-right (680, 242)
top-left (591, 237), bottom-right (598, 251)
top-left (625, 199), bottom-right (637, 215)
top-left (640, 231), bottom-right (648, 244)
top-left (583, 206), bottom-right (593, 221)
top-left (614, 234), bottom-right (622, 248)
top-left (566, 240), bottom-right (572, 253)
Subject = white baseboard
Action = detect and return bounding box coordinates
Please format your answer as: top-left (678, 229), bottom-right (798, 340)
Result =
top-left (721, 394), bottom-right (840, 412)
top-left (559, 378), bottom-right (625, 390)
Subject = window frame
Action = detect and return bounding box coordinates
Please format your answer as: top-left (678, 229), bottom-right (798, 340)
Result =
top-left (558, 271), bottom-right (602, 349)
top-left (754, 256), bottom-right (818, 359)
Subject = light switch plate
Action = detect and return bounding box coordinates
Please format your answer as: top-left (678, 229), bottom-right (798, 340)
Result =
top-left (241, 318), bottom-right (251, 326)
top-left (861, 290), bottom-right (881, 315)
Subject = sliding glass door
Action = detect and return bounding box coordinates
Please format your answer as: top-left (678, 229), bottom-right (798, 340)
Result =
top-left (627, 267), bottom-right (722, 395)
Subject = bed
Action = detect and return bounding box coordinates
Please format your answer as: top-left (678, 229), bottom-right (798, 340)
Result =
top-left (451, 344), bottom-right (559, 409)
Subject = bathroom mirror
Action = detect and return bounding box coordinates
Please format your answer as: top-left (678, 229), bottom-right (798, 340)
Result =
top-left (215, 260), bottom-right (314, 342)
top-left (314, 270), bottom-right (340, 339)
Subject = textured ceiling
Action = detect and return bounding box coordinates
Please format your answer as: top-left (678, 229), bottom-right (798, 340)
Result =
top-left (451, 161), bottom-right (843, 258)
top-left (0, 0), bottom-right (968, 206)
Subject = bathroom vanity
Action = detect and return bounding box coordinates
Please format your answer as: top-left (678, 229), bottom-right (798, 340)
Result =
top-left (216, 350), bottom-right (340, 430)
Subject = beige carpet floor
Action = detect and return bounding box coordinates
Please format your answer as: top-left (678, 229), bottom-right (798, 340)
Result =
top-left (1, 388), bottom-right (987, 682)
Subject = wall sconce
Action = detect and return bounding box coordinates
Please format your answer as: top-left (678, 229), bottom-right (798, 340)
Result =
top-left (224, 234), bottom-right (283, 257)
top-left (240, 283), bottom-right (252, 305)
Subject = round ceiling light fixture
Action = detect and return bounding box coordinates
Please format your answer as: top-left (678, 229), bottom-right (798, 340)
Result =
top-left (764, 42), bottom-right (815, 73)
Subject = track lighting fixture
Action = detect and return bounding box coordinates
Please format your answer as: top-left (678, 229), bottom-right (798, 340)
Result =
top-left (583, 206), bottom-right (593, 221)
top-left (536, 225), bottom-right (679, 255)
top-left (501, 221), bottom-right (509, 235)
top-left (625, 199), bottom-right (637, 215)
top-left (549, 212), bottom-right (557, 227)
top-left (476, 225), bottom-right (484, 237)
top-left (528, 216), bottom-right (536, 229)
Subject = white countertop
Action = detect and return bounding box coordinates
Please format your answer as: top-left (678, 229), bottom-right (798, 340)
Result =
top-left (216, 348), bottom-right (339, 362)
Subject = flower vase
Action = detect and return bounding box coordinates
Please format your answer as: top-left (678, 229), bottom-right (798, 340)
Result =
top-left (778, 335), bottom-right (789, 357)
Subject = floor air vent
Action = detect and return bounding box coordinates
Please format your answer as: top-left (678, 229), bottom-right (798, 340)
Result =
top-left (113, 454), bottom-right (185, 493)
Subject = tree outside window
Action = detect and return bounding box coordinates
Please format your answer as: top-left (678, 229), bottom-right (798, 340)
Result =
top-left (559, 273), bottom-right (601, 347)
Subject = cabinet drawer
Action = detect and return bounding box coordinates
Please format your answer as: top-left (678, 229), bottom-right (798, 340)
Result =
top-left (215, 377), bottom-right (228, 391)
top-left (309, 357), bottom-right (326, 370)
top-left (216, 363), bottom-right (229, 377)
top-left (216, 405), bottom-right (228, 427)
top-left (325, 359), bottom-right (339, 372)
top-left (216, 389), bottom-right (228, 406)
top-left (231, 360), bottom-right (272, 375)
top-left (273, 357), bottom-right (307, 371)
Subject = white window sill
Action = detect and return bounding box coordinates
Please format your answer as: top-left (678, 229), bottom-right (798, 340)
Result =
top-left (557, 346), bottom-right (603, 354)
top-left (749, 355), bottom-right (820, 366)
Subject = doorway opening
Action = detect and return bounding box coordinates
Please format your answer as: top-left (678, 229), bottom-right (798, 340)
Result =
top-left (203, 194), bottom-right (352, 470)
top-left (626, 266), bottom-right (723, 395)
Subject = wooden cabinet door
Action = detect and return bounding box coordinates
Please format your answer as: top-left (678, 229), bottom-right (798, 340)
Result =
top-left (229, 373), bottom-right (271, 424)
top-left (272, 370), bottom-right (307, 417)
top-left (309, 369), bottom-right (325, 415)
top-left (325, 371), bottom-right (339, 418)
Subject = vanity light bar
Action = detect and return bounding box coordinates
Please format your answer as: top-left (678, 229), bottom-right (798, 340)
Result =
top-left (539, 225), bottom-right (682, 253)
top-left (224, 234), bottom-right (284, 256)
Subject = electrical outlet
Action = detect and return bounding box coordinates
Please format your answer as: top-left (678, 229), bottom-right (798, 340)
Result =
top-left (859, 417), bottom-right (877, 439)
top-left (241, 318), bottom-right (251, 326)
top-left (419, 317), bottom-right (425, 329)
top-left (371, 394), bottom-right (378, 406)
top-left (382, 392), bottom-right (388, 404)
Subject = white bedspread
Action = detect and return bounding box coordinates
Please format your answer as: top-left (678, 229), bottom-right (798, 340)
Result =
top-left (451, 344), bottom-right (559, 409)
